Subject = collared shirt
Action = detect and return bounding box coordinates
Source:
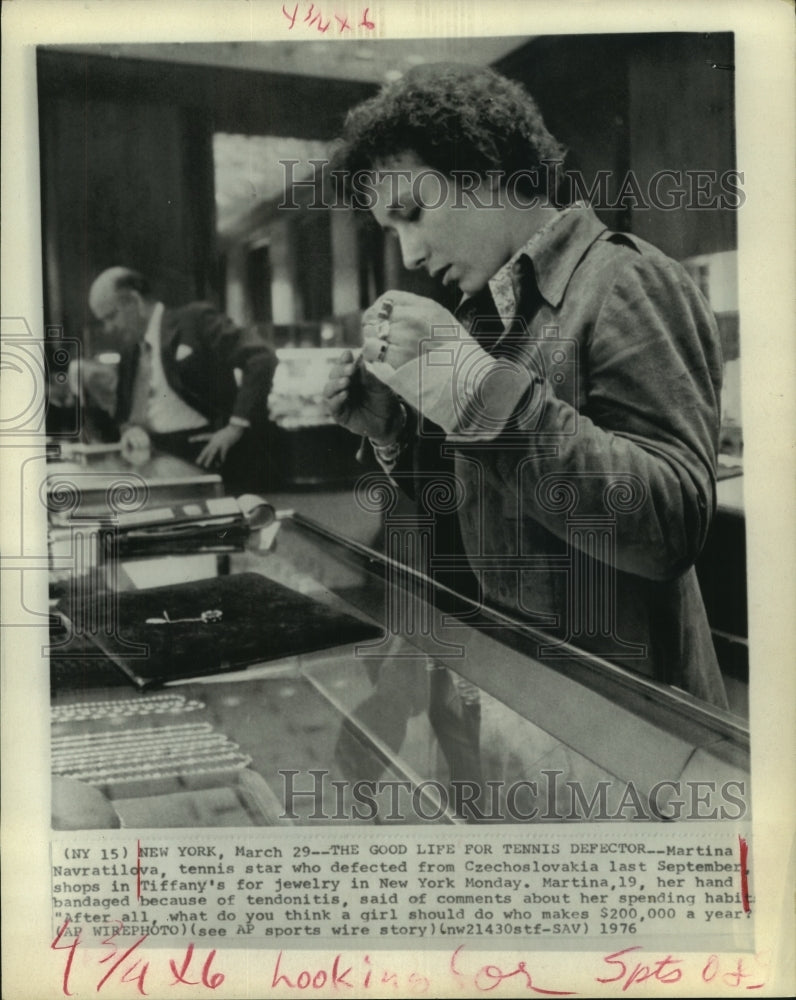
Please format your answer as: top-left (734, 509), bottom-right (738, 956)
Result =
top-left (485, 203), bottom-right (583, 330)
top-left (142, 302), bottom-right (208, 433)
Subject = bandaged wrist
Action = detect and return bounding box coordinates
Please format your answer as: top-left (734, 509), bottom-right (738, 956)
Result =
top-left (369, 403), bottom-right (408, 464)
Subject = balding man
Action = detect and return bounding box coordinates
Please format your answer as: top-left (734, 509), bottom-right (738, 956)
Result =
top-left (88, 268), bottom-right (277, 483)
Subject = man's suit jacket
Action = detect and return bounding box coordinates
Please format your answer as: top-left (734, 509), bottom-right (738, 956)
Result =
top-left (115, 302), bottom-right (277, 432)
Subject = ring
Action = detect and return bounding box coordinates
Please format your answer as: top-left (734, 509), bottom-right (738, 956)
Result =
top-left (376, 319), bottom-right (390, 340)
top-left (376, 298), bottom-right (394, 320)
top-left (377, 341), bottom-right (389, 363)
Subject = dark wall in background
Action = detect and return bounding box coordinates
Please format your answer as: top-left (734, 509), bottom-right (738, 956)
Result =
top-left (37, 49), bottom-right (377, 345)
top-left (295, 211), bottom-right (333, 322)
top-left (626, 33), bottom-right (736, 259)
top-left (39, 94), bottom-right (215, 347)
top-left (497, 33), bottom-right (633, 235)
top-left (496, 32), bottom-right (736, 260)
top-left (38, 33), bottom-right (736, 347)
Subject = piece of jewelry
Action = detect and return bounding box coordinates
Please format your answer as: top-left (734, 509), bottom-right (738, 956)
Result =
top-left (375, 298), bottom-right (393, 340)
top-left (145, 609), bottom-right (223, 625)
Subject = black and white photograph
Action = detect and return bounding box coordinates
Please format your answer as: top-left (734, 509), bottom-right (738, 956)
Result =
top-left (1, 1), bottom-right (793, 997)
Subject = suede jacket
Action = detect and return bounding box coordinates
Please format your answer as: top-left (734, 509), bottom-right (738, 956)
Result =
top-left (386, 206), bottom-right (728, 708)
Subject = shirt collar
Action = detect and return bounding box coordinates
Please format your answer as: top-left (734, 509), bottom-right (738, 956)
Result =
top-left (483, 203), bottom-right (607, 317)
top-left (143, 301), bottom-right (165, 349)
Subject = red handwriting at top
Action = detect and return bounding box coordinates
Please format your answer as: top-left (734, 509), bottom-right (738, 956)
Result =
top-left (50, 919), bottom-right (225, 996)
top-left (282, 3), bottom-right (375, 32)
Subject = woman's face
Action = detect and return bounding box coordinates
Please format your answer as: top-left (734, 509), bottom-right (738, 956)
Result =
top-left (369, 152), bottom-right (516, 296)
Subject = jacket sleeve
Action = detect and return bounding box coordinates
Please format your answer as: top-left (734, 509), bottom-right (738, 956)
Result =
top-left (191, 305), bottom-right (277, 425)
top-left (467, 253), bottom-right (723, 581)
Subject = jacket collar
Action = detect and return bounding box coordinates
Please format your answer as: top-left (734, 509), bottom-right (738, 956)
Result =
top-left (458, 203), bottom-right (608, 322)
top-left (518, 203), bottom-right (608, 309)
top-left (456, 202), bottom-right (608, 351)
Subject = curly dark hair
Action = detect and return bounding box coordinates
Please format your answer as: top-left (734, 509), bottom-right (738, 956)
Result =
top-left (332, 62), bottom-right (567, 204)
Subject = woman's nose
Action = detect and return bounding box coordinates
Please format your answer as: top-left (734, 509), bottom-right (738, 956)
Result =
top-left (397, 229), bottom-right (426, 271)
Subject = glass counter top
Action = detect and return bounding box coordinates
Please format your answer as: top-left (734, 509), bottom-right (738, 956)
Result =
top-left (49, 506), bottom-right (750, 829)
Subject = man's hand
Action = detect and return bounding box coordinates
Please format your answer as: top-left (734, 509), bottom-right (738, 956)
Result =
top-left (323, 349), bottom-right (404, 443)
top-left (360, 290), bottom-right (462, 370)
top-left (196, 423), bottom-right (244, 468)
top-left (120, 425), bottom-right (150, 454)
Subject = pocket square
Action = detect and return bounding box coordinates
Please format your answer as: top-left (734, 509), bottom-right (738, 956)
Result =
top-left (175, 344), bottom-right (194, 361)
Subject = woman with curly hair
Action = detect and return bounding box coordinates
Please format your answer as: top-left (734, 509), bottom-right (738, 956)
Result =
top-left (323, 62), bottom-right (728, 710)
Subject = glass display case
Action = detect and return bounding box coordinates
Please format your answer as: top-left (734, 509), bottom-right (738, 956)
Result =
top-left (49, 503), bottom-right (750, 829)
top-left (267, 347), bottom-right (364, 487)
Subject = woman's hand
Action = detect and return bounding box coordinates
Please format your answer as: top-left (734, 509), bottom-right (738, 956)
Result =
top-left (360, 290), bottom-right (461, 370)
top-left (323, 349), bottom-right (404, 444)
